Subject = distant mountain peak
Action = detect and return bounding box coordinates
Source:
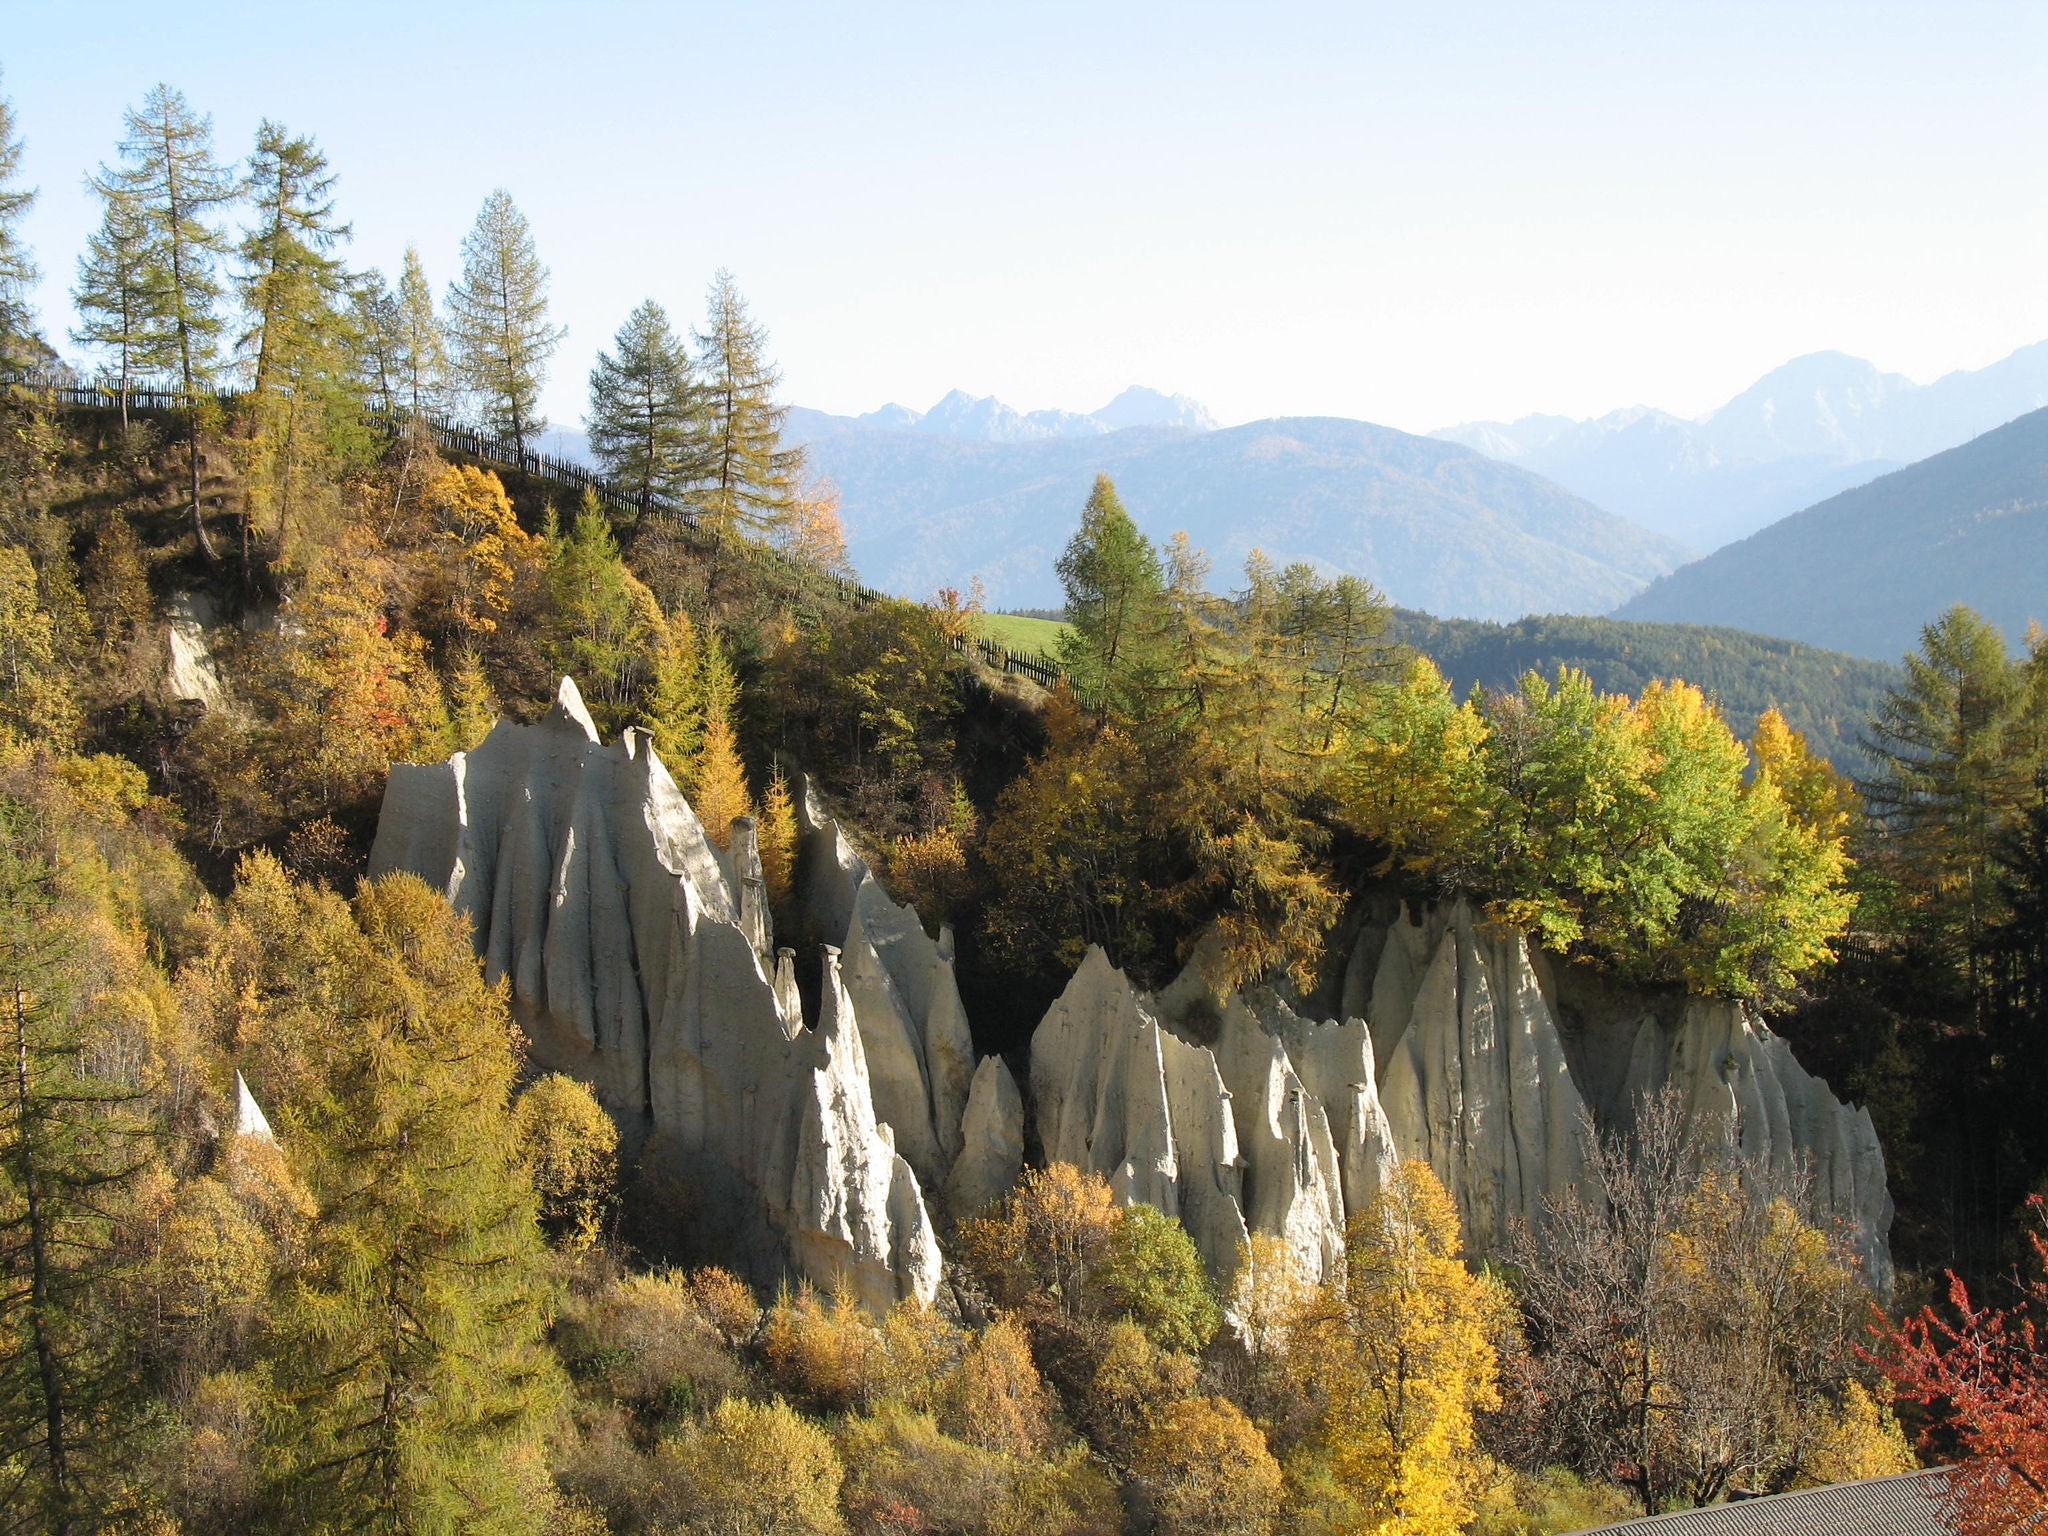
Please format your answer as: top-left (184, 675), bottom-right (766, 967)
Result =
top-left (797, 386), bottom-right (1217, 444)
top-left (1091, 385), bottom-right (1218, 432)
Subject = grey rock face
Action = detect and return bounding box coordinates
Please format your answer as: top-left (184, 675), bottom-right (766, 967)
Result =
top-left (1023, 898), bottom-right (1894, 1292)
top-left (367, 678), bottom-right (946, 1307)
top-left (1619, 996), bottom-right (1895, 1293)
top-left (944, 1055), bottom-right (1025, 1221)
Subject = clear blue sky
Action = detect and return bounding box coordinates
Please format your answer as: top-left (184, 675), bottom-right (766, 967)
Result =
top-left (7, 1), bottom-right (2047, 434)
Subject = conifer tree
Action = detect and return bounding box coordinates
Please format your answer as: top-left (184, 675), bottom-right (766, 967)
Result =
top-left (445, 190), bottom-right (562, 452)
top-left (587, 298), bottom-right (704, 513)
top-left (544, 493), bottom-right (662, 732)
top-left (1054, 474), bottom-right (1168, 715)
top-left (263, 873), bottom-right (562, 1535)
top-left (1863, 605), bottom-right (2043, 986)
top-left (692, 269), bottom-right (802, 537)
top-left (95, 84), bottom-right (240, 562)
top-left (759, 764), bottom-right (799, 906)
top-left (0, 798), bottom-right (155, 1536)
top-left (72, 182), bottom-right (169, 426)
top-left (238, 121), bottom-right (349, 399)
top-left (0, 71), bottom-right (42, 371)
top-left (350, 269), bottom-right (404, 415)
top-left (641, 607), bottom-right (704, 771)
top-left (395, 245), bottom-right (449, 416)
top-left (238, 121), bottom-right (361, 561)
top-left (688, 629), bottom-right (752, 846)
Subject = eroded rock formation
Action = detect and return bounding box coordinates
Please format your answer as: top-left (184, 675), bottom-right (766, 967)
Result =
top-left (368, 678), bottom-right (948, 1308)
top-left (1022, 897), bottom-right (1893, 1292)
top-left (367, 678), bottom-right (1894, 1303)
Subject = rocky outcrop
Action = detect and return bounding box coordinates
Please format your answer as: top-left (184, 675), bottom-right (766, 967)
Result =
top-left (164, 591), bottom-right (223, 708)
top-left (367, 678), bottom-right (947, 1308)
top-left (1345, 902), bottom-right (1594, 1257)
top-left (1618, 997), bottom-right (1895, 1293)
top-left (1023, 897), bottom-right (1894, 1292)
top-left (235, 1071), bottom-right (277, 1143)
top-left (944, 1055), bottom-right (1025, 1220)
top-left (798, 781), bottom-right (978, 1192)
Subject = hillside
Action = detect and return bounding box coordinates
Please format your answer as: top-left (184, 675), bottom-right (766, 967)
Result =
top-left (1437, 342), bottom-right (2048, 551)
top-left (1387, 610), bottom-right (1897, 771)
top-left (789, 411), bottom-right (1686, 622)
top-left (1614, 405), bottom-right (2048, 661)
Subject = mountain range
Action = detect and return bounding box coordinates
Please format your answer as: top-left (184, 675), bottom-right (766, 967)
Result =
top-left (1436, 342), bottom-right (2048, 551)
top-left (785, 408), bottom-right (1684, 620)
top-left (1615, 404), bottom-right (2048, 661)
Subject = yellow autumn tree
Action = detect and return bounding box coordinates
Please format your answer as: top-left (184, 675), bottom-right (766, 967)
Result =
top-left (687, 628), bottom-right (752, 848)
top-left (1339, 656), bottom-right (1491, 878)
top-left (758, 764), bottom-right (799, 907)
top-left (1290, 1160), bottom-right (1507, 1536)
top-left (1750, 707), bottom-right (1859, 842)
top-left (418, 464), bottom-right (538, 640)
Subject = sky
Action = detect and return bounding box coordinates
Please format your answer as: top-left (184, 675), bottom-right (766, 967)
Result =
top-left (7, 1), bottom-right (2048, 436)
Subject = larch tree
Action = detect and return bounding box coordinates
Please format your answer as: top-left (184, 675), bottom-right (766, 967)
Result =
top-left (97, 84), bottom-right (240, 563)
top-left (262, 873), bottom-right (564, 1536)
top-left (688, 628), bottom-right (753, 847)
top-left (237, 121), bottom-right (359, 561)
top-left (692, 269), bottom-right (803, 538)
top-left (395, 245), bottom-right (450, 416)
top-left (1291, 1160), bottom-right (1505, 1536)
top-left (1054, 474), bottom-right (1169, 716)
top-left (72, 181), bottom-right (170, 426)
top-left (0, 70), bottom-right (41, 370)
top-left (1862, 605), bottom-right (2043, 996)
top-left (444, 189), bottom-right (561, 453)
top-left (587, 297), bottom-right (705, 513)
top-left (349, 269), bottom-right (404, 415)
top-left (0, 797), bottom-right (156, 1536)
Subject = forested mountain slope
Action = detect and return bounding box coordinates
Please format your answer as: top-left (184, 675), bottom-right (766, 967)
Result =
top-left (1389, 609), bottom-right (1898, 770)
top-left (788, 410), bottom-right (1686, 621)
top-left (1614, 405), bottom-right (2048, 659)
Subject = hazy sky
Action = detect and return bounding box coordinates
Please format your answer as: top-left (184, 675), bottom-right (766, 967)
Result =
top-left (8, 1), bottom-right (2048, 435)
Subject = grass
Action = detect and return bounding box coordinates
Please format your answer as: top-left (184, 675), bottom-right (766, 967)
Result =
top-left (975, 612), bottom-right (1072, 659)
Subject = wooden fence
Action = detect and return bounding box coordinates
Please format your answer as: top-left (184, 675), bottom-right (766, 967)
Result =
top-left (2, 368), bottom-right (1068, 690)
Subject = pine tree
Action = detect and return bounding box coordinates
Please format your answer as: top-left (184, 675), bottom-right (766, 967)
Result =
top-left (394, 245), bottom-right (449, 417)
top-left (692, 269), bottom-right (803, 538)
top-left (263, 873), bottom-right (563, 1535)
top-left (1054, 474), bottom-right (1168, 715)
top-left (0, 70), bottom-right (41, 370)
top-left (587, 298), bottom-right (704, 513)
top-left (96, 84), bottom-right (240, 563)
top-left (0, 797), bottom-right (155, 1536)
top-left (544, 493), bottom-right (663, 732)
top-left (444, 190), bottom-right (562, 452)
top-left (71, 181), bottom-right (170, 426)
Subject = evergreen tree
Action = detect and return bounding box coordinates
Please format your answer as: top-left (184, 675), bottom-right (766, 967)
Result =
top-left (587, 298), bottom-right (704, 513)
top-left (1862, 606), bottom-right (2042, 988)
top-left (0, 71), bottom-right (41, 370)
top-left (263, 873), bottom-right (563, 1535)
top-left (759, 765), bottom-right (799, 907)
top-left (394, 245), bottom-right (448, 417)
top-left (1054, 474), bottom-right (1168, 715)
top-left (0, 798), bottom-right (154, 1536)
top-left (96, 84), bottom-right (240, 562)
top-left (71, 181), bottom-right (169, 426)
top-left (444, 190), bottom-right (561, 452)
top-left (692, 269), bottom-right (802, 537)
